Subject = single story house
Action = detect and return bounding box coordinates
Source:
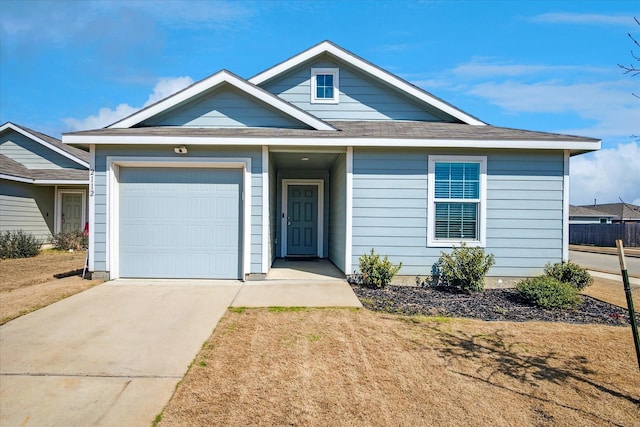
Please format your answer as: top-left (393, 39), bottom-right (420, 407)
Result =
top-left (1, 122), bottom-right (90, 242)
top-left (569, 205), bottom-right (617, 224)
top-left (574, 203), bottom-right (640, 224)
top-left (63, 41), bottom-right (600, 281)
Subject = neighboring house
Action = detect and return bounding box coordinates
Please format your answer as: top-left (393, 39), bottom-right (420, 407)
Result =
top-left (63, 41), bottom-right (600, 281)
top-left (1, 122), bottom-right (89, 242)
top-left (575, 203), bottom-right (640, 223)
top-left (569, 205), bottom-right (617, 224)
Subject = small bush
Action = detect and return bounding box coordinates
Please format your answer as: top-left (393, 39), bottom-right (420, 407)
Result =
top-left (516, 276), bottom-right (581, 309)
top-left (0, 230), bottom-right (42, 259)
top-left (438, 243), bottom-right (495, 293)
top-left (51, 230), bottom-right (87, 251)
top-left (544, 261), bottom-right (593, 290)
top-left (358, 248), bottom-right (402, 288)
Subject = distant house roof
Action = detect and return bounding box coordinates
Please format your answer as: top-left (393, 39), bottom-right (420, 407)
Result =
top-left (569, 205), bottom-right (617, 218)
top-left (0, 154), bottom-right (88, 184)
top-left (580, 203), bottom-right (640, 221)
top-left (1, 122), bottom-right (89, 184)
top-left (1, 122), bottom-right (90, 166)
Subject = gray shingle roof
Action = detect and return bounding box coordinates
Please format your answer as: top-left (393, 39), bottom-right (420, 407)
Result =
top-left (0, 154), bottom-right (88, 182)
top-left (4, 122), bottom-right (90, 163)
top-left (569, 205), bottom-right (617, 218)
top-left (580, 203), bottom-right (640, 220)
top-left (65, 120), bottom-right (598, 142)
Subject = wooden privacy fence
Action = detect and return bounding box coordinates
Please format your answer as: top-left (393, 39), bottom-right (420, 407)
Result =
top-left (570, 223), bottom-right (640, 247)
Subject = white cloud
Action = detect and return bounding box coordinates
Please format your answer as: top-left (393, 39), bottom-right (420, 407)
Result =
top-left (64, 76), bottom-right (193, 131)
top-left (531, 13), bottom-right (632, 26)
top-left (570, 142), bottom-right (640, 205)
top-left (452, 58), bottom-right (608, 78)
top-left (466, 80), bottom-right (640, 139)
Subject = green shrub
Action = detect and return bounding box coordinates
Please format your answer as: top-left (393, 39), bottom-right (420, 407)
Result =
top-left (438, 243), bottom-right (495, 293)
top-left (544, 261), bottom-right (593, 290)
top-left (52, 230), bottom-right (87, 251)
top-left (358, 248), bottom-right (402, 288)
top-left (516, 276), bottom-right (581, 309)
top-left (0, 230), bottom-right (42, 259)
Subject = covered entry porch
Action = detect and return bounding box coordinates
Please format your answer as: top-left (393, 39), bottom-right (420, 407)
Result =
top-left (266, 147), bottom-right (351, 277)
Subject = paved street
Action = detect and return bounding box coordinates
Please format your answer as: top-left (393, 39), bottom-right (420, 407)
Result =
top-left (569, 250), bottom-right (640, 278)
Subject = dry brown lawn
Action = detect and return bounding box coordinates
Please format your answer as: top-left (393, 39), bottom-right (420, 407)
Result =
top-left (0, 250), bottom-right (103, 324)
top-left (158, 308), bottom-right (640, 427)
top-left (582, 277), bottom-right (640, 308)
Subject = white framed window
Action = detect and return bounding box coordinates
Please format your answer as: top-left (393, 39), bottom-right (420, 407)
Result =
top-left (311, 68), bottom-right (339, 104)
top-left (427, 155), bottom-right (487, 247)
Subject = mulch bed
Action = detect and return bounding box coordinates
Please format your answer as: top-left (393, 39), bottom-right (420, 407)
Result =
top-left (351, 285), bottom-right (639, 326)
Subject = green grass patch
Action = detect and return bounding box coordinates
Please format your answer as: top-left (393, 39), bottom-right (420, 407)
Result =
top-left (268, 306), bottom-right (307, 313)
top-left (229, 307), bottom-right (247, 314)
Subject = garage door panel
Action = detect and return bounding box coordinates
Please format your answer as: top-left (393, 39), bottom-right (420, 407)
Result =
top-left (119, 167), bottom-right (242, 279)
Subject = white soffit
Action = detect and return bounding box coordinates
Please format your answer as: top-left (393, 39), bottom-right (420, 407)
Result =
top-left (108, 70), bottom-right (336, 131)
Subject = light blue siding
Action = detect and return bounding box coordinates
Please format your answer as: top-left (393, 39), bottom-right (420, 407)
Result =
top-left (0, 180), bottom-right (54, 241)
top-left (0, 129), bottom-right (83, 170)
top-left (142, 87), bottom-right (307, 129)
top-left (329, 153), bottom-right (346, 272)
top-left (351, 148), bottom-right (565, 277)
top-left (91, 145), bottom-right (262, 275)
top-left (261, 56), bottom-right (453, 122)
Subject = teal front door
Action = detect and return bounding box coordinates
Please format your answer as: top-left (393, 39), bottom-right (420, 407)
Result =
top-left (287, 185), bottom-right (318, 256)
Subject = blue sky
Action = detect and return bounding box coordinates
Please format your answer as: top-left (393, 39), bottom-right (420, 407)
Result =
top-left (1, 0), bottom-right (638, 205)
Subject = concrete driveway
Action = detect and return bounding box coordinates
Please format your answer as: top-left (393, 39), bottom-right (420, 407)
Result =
top-left (0, 280), bottom-right (242, 427)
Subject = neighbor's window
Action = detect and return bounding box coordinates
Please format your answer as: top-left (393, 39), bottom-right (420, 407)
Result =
top-left (428, 156), bottom-right (487, 247)
top-left (311, 68), bottom-right (339, 103)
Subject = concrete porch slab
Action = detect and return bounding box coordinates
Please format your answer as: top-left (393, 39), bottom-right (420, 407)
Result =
top-left (231, 281), bottom-right (362, 308)
top-left (265, 259), bottom-right (345, 280)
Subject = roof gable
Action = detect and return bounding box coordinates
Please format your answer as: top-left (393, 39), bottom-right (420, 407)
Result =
top-left (259, 54), bottom-right (455, 122)
top-left (249, 41), bottom-right (485, 126)
top-left (0, 122), bottom-right (89, 169)
top-left (109, 70), bottom-right (336, 131)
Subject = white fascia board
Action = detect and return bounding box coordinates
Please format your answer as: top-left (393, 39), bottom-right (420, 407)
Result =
top-left (0, 173), bottom-right (33, 184)
top-left (34, 180), bottom-right (90, 185)
top-left (64, 134), bottom-right (602, 152)
top-left (2, 123), bottom-right (89, 168)
top-left (249, 41), bottom-right (486, 126)
top-left (0, 174), bottom-right (88, 185)
top-left (108, 71), bottom-right (335, 131)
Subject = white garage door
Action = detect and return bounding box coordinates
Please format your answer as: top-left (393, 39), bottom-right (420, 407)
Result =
top-left (118, 167), bottom-right (242, 279)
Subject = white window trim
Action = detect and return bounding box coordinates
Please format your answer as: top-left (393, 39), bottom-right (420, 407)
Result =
top-left (281, 179), bottom-right (324, 258)
top-left (106, 156), bottom-right (252, 280)
top-left (427, 155), bottom-right (487, 248)
top-left (55, 189), bottom-right (87, 234)
top-left (311, 68), bottom-right (339, 104)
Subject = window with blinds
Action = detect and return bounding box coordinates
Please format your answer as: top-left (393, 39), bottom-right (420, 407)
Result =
top-left (428, 156), bottom-right (487, 247)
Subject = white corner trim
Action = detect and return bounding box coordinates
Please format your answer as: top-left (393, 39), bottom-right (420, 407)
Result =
top-left (345, 147), bottom-right (353, 274)
top-left (563, 150), bottom-right (570, 262)
top-left (311, 68), bottom-right (339, 104)
top-left (107, 70), bottom-right (335, 131)
top-left (427, 155), bottom-right (487, 248)
top-left (105, 156), bottom-right (252, 280)
top-left (88, 145), bottom-right (95, 271)
top-left (248, 41), bottom-right (485, 126)
top-left (1, 122), bottom-right (89, 168)
top-left (281, 179), bottom-right (324, 258)
top-left (262, 146), bottom-right (269, 273)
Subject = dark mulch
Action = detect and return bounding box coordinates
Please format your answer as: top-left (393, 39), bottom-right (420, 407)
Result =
top-left (351, 285), bottom-right (639, 326)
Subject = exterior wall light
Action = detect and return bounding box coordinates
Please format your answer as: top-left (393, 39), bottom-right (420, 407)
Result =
top-left (174, 146), bottom-right (188, 154)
